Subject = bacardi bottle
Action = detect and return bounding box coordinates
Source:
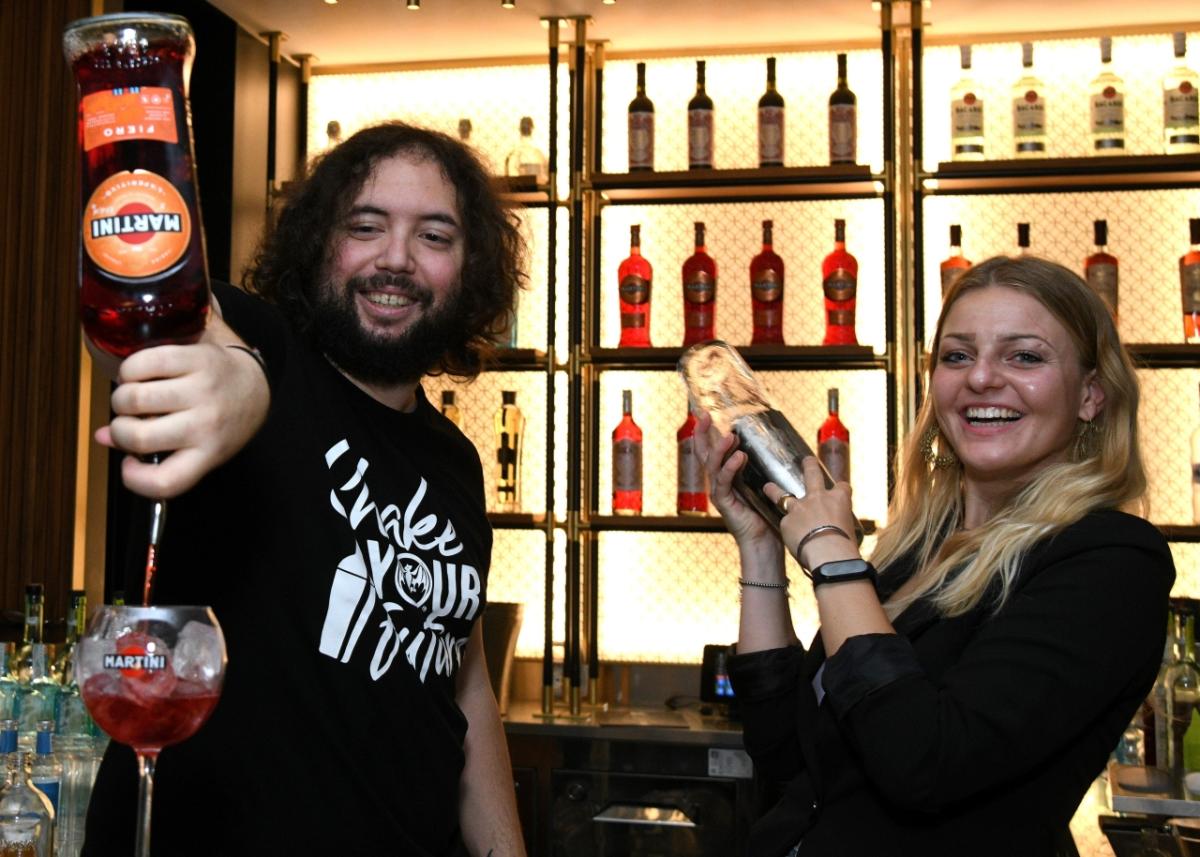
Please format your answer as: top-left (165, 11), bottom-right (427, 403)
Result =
top-left (441, 390), bottom-right (463, 430)
top-left (829, 53), bottom-right (857, 165)
top-left (1084, 219), bottom-right (1119, 319)
top-left (940, 224), bottom-right (971, 295)
top-left (1165, 33), bottom-right (1200, 155)
top-left (612, 390), bottom-right (643, 515)
top-left (750, 219), bottom-right (785, 345)
top-left (677, 410), bottom-right (707, 516)
top-left (1013, 42), bottom-right (1047, 158)
top-left (618, 224), bottom-right (653, 347)
top-left (682, 222), bottom-right (717, 346)
top-left (688, 60), bottom-right (714, 170)
top-left (504, 116), bottom-right (549, 185)
top-left (1017, 222), bottom-right (1032, 255)
top-left (950, 45), bottom-right (985, 161)
top-left (817, 388), bottom-right (850, 484)
top-left (822, 219), bottom-right (858, 346)
top-left (495, 391), bottom-right (523, 512)
top-left (758, 56), bottom-right (785, 168)
top-left (628, 61), bottom-right (655, 171)
top-left (1089, 37), bottom-right (1126, 152)
top-left (1183, 218), bottom-right (1200, 343)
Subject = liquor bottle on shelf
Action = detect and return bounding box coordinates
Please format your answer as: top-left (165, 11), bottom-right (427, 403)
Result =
top-left (676, 409), bottom-right (707, 516)
top-left (441, 390), bottom-right (463, 430)
top-left (11, 585), bottom-right (44, 683)
top-left (688, 60), bottom-right (714, 170)
top-left (750, 219), bottom-right (785, 345)
top-left (495, 391), bottom-right (523, 512)
top-left (456, 118), bottom-right (472, 143)
top-left (1166, 599), bottom-right (1200, 790)
top-left (1084, 219), bottom-right (1119, 319)
top-left (504, 116), bottom-right (548, 185)
top-left (612, 390), bottom-right (643, 515)
top-left (618, 224), bottom-right (653, 347)
top-left (1147, 611), bottom-right (1175, 768)
top-left (1089, 37), bottom-right (1125, 152)
top-left (1012, 42), bottom-right (1047, 158)
top-left (682, 222), bottom-right (717, 347)
top-left (829, 53), bottom-right (857, 165)
top-left (0, 649), bottom-right (15, 721)
top-left (1017, 222), bottom-right (1032, 255)
top-left (18, 645), bottom-right (58, 736)
top-left (1192, 382), bottom-right (1200, 523)
top-left (1164, 33), bottom-right (1200, 155)
top-left (1183, 218), bottom-right (1200, 343)
top-left (51, 590), bottom-right (86, 686)
top-left (940, 224), bottom-right (971, 296)
top-left (817, 388), bottom-right (850, 484)
top-left (628, 61), bottom-right (655, 172)
top-left (758, 56), bottom-right (785, 168)
top-left (30, 722), bottom-right (60, 817)
top-left (950, 45), bottom-right (985, 161)
top-left (822, 219), bottom-right (858, 346)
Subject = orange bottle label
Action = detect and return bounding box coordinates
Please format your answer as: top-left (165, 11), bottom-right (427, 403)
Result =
top-left (83, 170), bottom-right (191, 282)
top-left (81, 86), bottom-right (178, 152)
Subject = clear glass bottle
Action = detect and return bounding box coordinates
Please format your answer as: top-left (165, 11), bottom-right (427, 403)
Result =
top-left (612, 390), bottom-right (643, 516)
top-left (1147, 610), bottom-right (1175, 768)
top-left (1182, 218), bottom-right (1200, 344)
top-left (817, 388), bottom-right (850, 484)
top-left (758, 56), bottom-right (785, 168)
top-left (1084, 219), bottom-right (1119, 320)
top-left (1089, 37), bottom-right (1125, 152)
top-left (687, 60), bottom-right (714, 170)
top-left (829, 53), bottom-right (857, 165)
top-left (1164, 32), bottom-right (1200, 155)
top-left (494, 391), bottom-right (523, 512)
top-left (628, 62), bottom-right (655, 171)
top-left (18, 647), bottom-right (58, 737)
top-left (1012, 42), bottom-right (1047, 158)
top-left (0, 750), bottom-right (54, 857)
top-left (440, 391), bottom-right (463, 430)
top-left (51, 590), bottom-right (86, 687)
top-left (503, 116), bottom-right (548, 185)
top-left (0, 649), bottom-right (18, 723)
top-left (0, 722), bottom-right (17, 788)
top-left (12, 586), bottom-right (44, 684)
top-left (29, 723), bottom-right (59, 818)
top-left (1168, 600), bottom-right (1200, 790)
top-left (949, 45), bottom-right (985, 161)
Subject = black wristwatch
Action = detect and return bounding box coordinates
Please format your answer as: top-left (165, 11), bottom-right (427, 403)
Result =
top-left (807, 558), bottom-right (878, 588)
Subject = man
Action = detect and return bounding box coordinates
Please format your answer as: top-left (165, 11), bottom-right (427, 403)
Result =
top-left (84, 123), bottom-right (528, 857)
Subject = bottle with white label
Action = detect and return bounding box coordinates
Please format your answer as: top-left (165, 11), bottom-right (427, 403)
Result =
top-left (1089, 37), bottom-right (1125, 152)
top-left (950, 44), bottom-right (984, 161)
top-left (628, 61), bottom-right (655, 171)
top-left (1012, 42), bottom-right (1047, 157)
top-left (1164, 32), bottom-right (1200, 155)
top-left (688, 60), bottom-right (714, 170)
top-left (504, 116), bottom-right (549, 185)
top-left (1084, 220), bottom-right (1119, 320)
top-left (829, 53), bottom-right (857, 165)
top-left (758, 56), bottom-right (785, 167)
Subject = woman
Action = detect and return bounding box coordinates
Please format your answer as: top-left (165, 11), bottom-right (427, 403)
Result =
top-left (696, 256), bottom-right (1174, 856)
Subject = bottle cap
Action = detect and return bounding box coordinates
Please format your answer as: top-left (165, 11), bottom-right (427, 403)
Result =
top-left (26, 584), bottom-right (43, 599)
top-left (1175, 32), bottom-right (1187, 59)
top-left (959, 44), bottom-right (971, 70)
top-left (1099, 36), bottom-right (1113, 64)
top-left (834, 219), bottom-right (846, 241)
top-left (1094, 220), bottom-right (1107, 246)
top-left (622, 389), bottom-right (633, 412)
top-left (1017, 222), bottom-right (1031, 248)
top-left (442, 390), bottom-right (455, 406)
top-left (950, 224), bottom-right (962, 246)
top-left (519, 116), bottom-right (534, 136)
top-left (1021, 42), bottom-right (1034, 68)
top-left (502, 390), bottom-right (516, 405)
top-left (1191, 218), bottom-right (1200, 245)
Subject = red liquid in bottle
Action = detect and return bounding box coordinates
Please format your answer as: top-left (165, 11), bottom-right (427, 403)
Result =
top-left (65, 15), bottom-right (210, 358)
top-left (618, 225), bottom-right (653, 347)
top-left (750, 219), bottom-right (785, 345)
top-left (682, 222), bottom-right (717, 346)
top-left (822, 219), bottom-right (858, 346)
top-left (676, 411), bottom-right (708, 515)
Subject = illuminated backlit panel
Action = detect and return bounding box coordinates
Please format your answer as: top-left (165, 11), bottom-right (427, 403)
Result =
top-left (487, 529), bottom-right (567, 659)
top-left (512, 207), bottom-right (571, 354)
top-left (596, 531), bottom-right (878, 664)
top-left (922, 189), bottom-right (1200, 349)
top-left (921, 32), bottom-right (1200, 171)
top-left (421, 370), bottom-right (569, 516)
top-left (1139, 368), bottom-right (1200, 527)
top-left (595, 369), bottom-right (890, 524)
top-left (1170, 543), bottom-right (1200, 598)
top-left (599, 200), bottom-right (887, 349)
top-left (600, 50), bottom-right (885, 173)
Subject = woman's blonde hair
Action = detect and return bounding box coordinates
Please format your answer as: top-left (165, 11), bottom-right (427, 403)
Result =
top-left (872, 256), bottom-right (1147, 619)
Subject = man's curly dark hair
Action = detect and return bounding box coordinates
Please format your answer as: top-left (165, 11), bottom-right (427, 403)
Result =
top-left (243, 122), bottom-right (525, 379)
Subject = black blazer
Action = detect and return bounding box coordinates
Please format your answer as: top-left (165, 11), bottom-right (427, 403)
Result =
top-left (728, 510), bottom-right (1174, 857)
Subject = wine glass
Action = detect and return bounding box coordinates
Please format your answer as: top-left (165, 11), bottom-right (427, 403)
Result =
top-left (74, 605), bottom-right (226, 857)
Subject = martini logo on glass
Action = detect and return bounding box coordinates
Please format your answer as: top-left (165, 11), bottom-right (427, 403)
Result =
top-left (104, 637), bottom-right (169, 678)
top-left (83, 169), bottom-right (192, 283)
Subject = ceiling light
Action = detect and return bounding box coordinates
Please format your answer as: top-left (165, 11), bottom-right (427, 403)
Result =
top-left (407, 0), bottom-right (419, 8)
top-left (323, 0), bottom-right (337, 5)
top-left (603, 0), bottom-right (615, 4)
top-left (501, 0), bottom-right (515, 8)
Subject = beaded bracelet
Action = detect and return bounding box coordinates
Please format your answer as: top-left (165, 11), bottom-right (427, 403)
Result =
top-left (737, 578), bottom-right (789, 590)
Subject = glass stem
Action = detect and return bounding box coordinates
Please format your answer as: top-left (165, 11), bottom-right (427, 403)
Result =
top-left (136, 751), bottom-right (157, 857)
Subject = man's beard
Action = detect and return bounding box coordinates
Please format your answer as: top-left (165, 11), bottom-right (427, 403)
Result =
top-left (310, 273), bottom-right (466, 386)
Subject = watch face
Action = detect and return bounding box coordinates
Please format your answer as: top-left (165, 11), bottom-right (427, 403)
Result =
top-left (811, 558), bottom-right (876, 586)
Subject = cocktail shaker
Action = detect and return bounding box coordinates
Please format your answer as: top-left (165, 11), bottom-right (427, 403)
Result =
top-left (678, 340), bottom-right (863, 541)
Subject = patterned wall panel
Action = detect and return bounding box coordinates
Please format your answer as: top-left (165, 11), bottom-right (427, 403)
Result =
top-left (599, 200), bottom-right (887, 349)
top-left (595, 369), bottom-right (890, 523)
top-left (1140, 368), bottom-right (1200, 528)
top-left (488, 529), bottom-right (567, 659)
top-left (600, 50), bottom-right (885, 173)
top-left (921, 32), bottom-right (1200, 169)
top-left (512, 206), bottom-right (571, 354)
top-left (922, 189), bottom-right (1200, 348)
top-left (1171, 542), bottom-right (1200, 599)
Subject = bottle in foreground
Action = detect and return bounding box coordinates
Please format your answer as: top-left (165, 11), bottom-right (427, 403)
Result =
top-left (495, 391), bottom-right (523, 512)
top-left (758, 56), bottom-right (785, 167)
top-left (1182, 218), bottom-right (1200, 343)
top-left (30, 723), bottom-right (60, 818)
top-left (1012, 42), bottom-right (1047, 158)
top-left (950, 44), bottom-right (984, 161)
top-left (1084, 219), bottom-right (1119, 320)
top-left (1089, 37), bottom-right (1125, 152)
top-left (818, 388), bottom-right (850, 484)
top-left (940, 224), bottom-right (971, 296)
top-left (677, 409), bottom-right (707, 516)
top-left (822, 219), bottom-right (858, 346)
top-left (612, 390), bottom-right (643, 515)
top-left (829, 52), bottom-right (857, 165)
top-left (618, 224), bottom-right (653, 347)
top-left (628, 61), bottom-right (655, 171)
top-left (750, 219), bottom-right (785, 345)
top-left (0, 750), bottom-right (54, 857)
top-left (682, 222), bottom-right (717, 346)
top-left (688, 60), bottom-right (714, 170)
top-left (1164, 32), bottom-right (1200, 155)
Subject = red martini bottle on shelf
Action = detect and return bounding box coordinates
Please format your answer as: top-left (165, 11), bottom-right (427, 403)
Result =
top-left (817, 388), bottom-right (850, 484)
top-left (940, 224), bottom-right (971, 296)
top-left (1084, 219), bottom-right (1119, 320)
top-left (821, 219), bottom-right (858, 346)
top-left (750, 219), bottom-right (785, 345)
top-left (1182, 218), bottom-right (1200, 344)
top-left (612, 390), bottom-right (643, 515)
top-left (676, 410), bottom-right (707, 516)
top-left (618, 224), bottom-right (653, 347)
top-left (682, 222), bottom-right (717, 346)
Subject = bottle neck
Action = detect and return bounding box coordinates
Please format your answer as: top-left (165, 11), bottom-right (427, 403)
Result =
top-left (1183, 614), bottom-right (1197, 664)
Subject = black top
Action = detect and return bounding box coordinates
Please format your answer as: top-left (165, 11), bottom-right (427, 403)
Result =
top-left (729, 510), bottom-right (1173, 857)
top-left (84, 283), bottom-right (491, 857)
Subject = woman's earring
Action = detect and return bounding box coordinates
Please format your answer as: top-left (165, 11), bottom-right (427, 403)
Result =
top-left (920, 425), bottom-right (957, 469)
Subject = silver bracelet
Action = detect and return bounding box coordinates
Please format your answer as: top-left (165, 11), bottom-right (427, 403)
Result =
top-left (738, 578), bottom-right (789, 589)
top-left (227, 344), bottom-right (268, 379)
top-left (795, 524), bottom-right (852, 560)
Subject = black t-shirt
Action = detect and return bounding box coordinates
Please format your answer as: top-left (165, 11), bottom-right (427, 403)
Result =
top-left (84, 283), bottom-right (491, 857)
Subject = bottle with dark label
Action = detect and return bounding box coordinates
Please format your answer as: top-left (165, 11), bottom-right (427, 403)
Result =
top-left (1089, 37), bottom-right (1125, 151)
top-left (950, 45), bottom-right (984, 161)
top-left (677, 410), bottom-right (707, 516)
top-left (628, 61), bottom-right (655, 172)
top-left (1084, 219), bottom-right (1119, 320)
top-left (822, 219), bottom-right (858, 346)
top-left (750, 219), bottom-right (785, 345)
top-left (758, 56), bottom-right (785, 168)
top-left (818, 388), bottom-right (850, 484)
top-left (1183, 218), bottom-right (1200, 343)
top-left (1012, 42), bottom-right (1047, 157)
top-left (495, 391), bottom-right (523, 512)
top-left (618, 224), bottom-right (653, 347)
top-left (688, 60), bottom-right (714, 170)
top-left (940, 224), bottom-right (972, 296)
top-left (682, 222), bottom-right (717, 346)
top-left (441, 390), bottom-right (463, 430)
top-left (1017, 222), bottom-right (1032, 255)
top-left (612, 390), bottom-right (643, 515)
top-left (829, 53), bottom-right (857, 165)
top-left (1164, 32), bottom-right (1200, 155)
top-left (63, 13), bottom-right (211, 357)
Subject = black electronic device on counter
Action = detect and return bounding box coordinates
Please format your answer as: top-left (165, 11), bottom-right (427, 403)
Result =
top-left (700, 643), bottom-right (740, 719)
